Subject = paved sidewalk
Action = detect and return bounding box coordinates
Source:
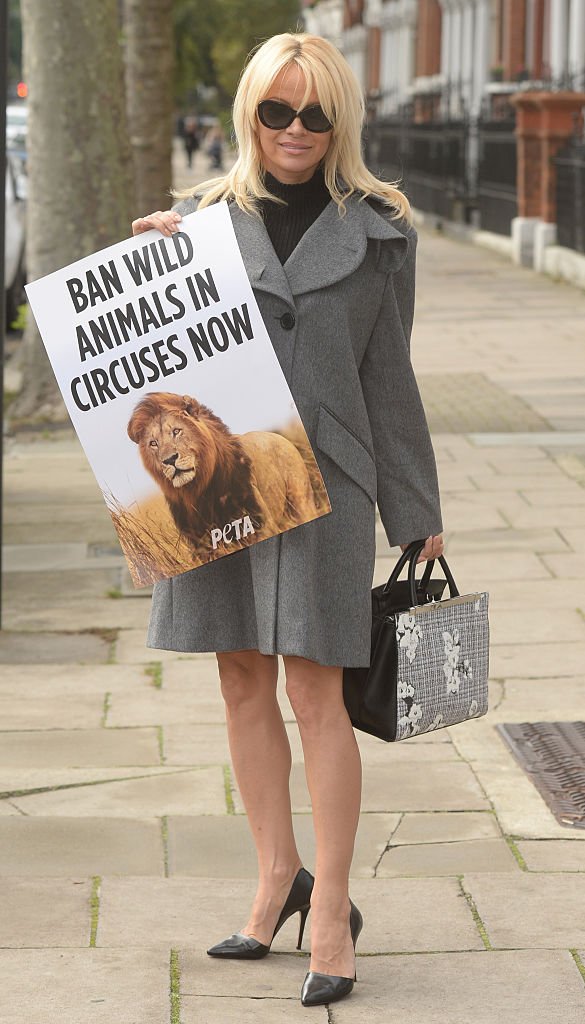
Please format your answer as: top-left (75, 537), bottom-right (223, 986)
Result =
top-left (2, 158), bottom-right (585, 1021)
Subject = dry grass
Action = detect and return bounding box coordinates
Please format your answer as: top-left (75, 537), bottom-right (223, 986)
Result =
top-left (274, 417), bottom-right (331, 516)
top-left (105, 493), bottom-right (199, 588)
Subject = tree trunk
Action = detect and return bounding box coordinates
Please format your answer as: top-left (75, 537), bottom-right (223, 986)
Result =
top-left (123, 0), bottom-right (174, 219)
top-left (14, 0), bottom-right (133, 422)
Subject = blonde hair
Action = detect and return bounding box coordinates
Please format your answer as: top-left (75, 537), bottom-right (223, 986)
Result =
top-left (174, 32), bottom-right (412, 222)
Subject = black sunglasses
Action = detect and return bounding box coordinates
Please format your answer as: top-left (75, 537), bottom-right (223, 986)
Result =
top-left (257, 99), bottom-right (333, 134)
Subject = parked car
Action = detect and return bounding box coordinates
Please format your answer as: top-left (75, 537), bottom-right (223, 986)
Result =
top-left (6, 103), bottom-right (28, 175)
top-left (5, 152), bottom-right (26, 328)
top-left (6, 103), bottom-right (27, 147)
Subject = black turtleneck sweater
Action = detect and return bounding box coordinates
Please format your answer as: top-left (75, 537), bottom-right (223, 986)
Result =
top-left (259, 167), bottom-right (331, 265)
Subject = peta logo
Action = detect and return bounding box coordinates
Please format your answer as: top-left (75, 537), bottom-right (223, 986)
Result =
top-left (211, 516), bottom-right (256, 550)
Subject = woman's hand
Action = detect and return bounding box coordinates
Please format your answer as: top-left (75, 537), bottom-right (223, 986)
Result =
top-left (131, 210), bottom-right (182, 237)
top-left (400, 533), bottom-right (444, 563)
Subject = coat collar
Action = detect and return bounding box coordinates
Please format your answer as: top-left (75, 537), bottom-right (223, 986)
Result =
top-left (228, 191), bottom-right (409, 305)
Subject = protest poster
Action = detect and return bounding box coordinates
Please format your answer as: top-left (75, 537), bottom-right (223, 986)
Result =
top-left (25, 202), bottom-right (331, 587)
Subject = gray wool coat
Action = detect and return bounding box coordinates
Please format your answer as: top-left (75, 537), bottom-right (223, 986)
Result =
top-left (146, 189), bottom-right (443, 667)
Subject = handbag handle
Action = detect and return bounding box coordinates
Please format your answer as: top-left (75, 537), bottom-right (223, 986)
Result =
top-left (382, 538), bottom-right (460, 606)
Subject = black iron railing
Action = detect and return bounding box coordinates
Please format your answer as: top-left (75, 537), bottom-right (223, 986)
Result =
top-left (476, 115), bottom-right (517, 235)
top-left (365, 111), bottom-right (470, 222)
top-left (556, 137), bottom-right (585, 255)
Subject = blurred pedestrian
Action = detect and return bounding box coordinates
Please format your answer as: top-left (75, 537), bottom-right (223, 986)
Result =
top-left (206, 125), bottom-right (224, 170)
top-left (183, 114), bottom-right (200, 169)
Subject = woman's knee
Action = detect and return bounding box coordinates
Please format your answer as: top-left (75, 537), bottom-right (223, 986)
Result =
top-left (216, 649), bottom-right (277, 709)
top-left (284, 657), bottom-right (344, 727)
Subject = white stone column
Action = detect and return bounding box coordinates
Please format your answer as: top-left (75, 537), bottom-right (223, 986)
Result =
top-left (450, 1), bottom-right (464, 117)
top-left (549, 0), bottom-right (570, 83)
top-left (461, 0), bottom-right (475, 116)
top-left (379, 17), bottom-right (392, 114)
top-left (568, 0), bottom-right (585, 87)
top-left (472, 0), bottom-right (490, 116)
top-left (401, 0), bottom-right (417, 98)
top-left (439, 0), bottom-right (455, 118)
top-left (440, 1), bottom-right (452, 80)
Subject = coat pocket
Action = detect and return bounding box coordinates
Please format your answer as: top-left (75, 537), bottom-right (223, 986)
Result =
top-left (316, 404), bottom-right (377, 503)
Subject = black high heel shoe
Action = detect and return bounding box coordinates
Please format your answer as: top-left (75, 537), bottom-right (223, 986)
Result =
top-left (206, 866), bottom-right (314, 959)
top-left (300, 898), bottom-right (363, 1007)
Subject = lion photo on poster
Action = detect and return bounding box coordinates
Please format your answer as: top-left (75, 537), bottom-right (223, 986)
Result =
top-left (25, 202), bottom-right (331, 587)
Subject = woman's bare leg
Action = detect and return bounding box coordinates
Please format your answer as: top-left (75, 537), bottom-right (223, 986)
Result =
top-left (283, 655), bottom-right (362, 979)
top-left (216, 649), bottom-right (304, 944)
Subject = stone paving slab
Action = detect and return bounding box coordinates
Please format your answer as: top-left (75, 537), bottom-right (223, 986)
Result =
top-left (0, 766), bottom-right (181, 792)
top-left (0, 692), bottom-right (103, 729)
top-left (0, 818), bottom-right (164, 876)
top-left (0, 948), bottom-right (170, 1024)
top-left (0, 663), bottom-right (148, 694)
top-left (107, 687), bottom-right (226, 728)
top-left (463, 872), bottom-right (585, 947)
top-left (377, 837), bottom-right (518, 876)
top-left (4, 542), bottom-right (126, 573)
top-left (0, 877), bottom-right (92, 947)
top-left (181, 994), bottom-right (323, 1022)
top-left (231, 761), bottom-right (489, 815)
top-left (0, 630), bottom-right (111, 664)
top-left (162, 721), bottom-right (455, 768)
top-left (353, 733), bottom-right (456, 763)
top-left (468, 470), bottom-right (574, 491)
top-left (450, 719), bottom-right (585, 840)
top-left (4, 595), bottom-right (150, 632)
top-left (492, 677), bottom-right (585, 717)
top-left (378, 550), bottom-right (550, 585)
top-left (517, 840), bottom-right (585, 871)
top-left (541, 552), bottom-right (585, 578)
top-left (0, 800), bottom-right (19, 815)
top-left (487, 606), bottom-right (585, 644)
top-left (3, 505), bottom-right (118, 545)
top-left (167, 812), bottom-right (401, 879)
top-left (445, 526), bottom-right (571, 553)
top-left (390, 811), bottom-right (501, 845)
top-left (489, 642), bottom-right (585, 677)
top-left (518, 484), bottom-right (585, 505)
top-left (10, 766), bottom-right (225, 817)
top-left (330, 949), bottom-right (585, 1023)
top-left (4, 568), bottom-right (123, 604)
top-left (558, 526), bottom-right (585, 548)
top-left (496, 502), bottom-right (585, 529)
top-left (114, 629), bottom-right (204, 663)
top-left (160, 723), bottom-right (231, 763)
top-left (0, 728), bottom-right (161, 767)
top-left (97, 876), bottom-right (483, 952)
top-left (179, 948), bottom-right (313, 999)
top-left (161, 657), bottom-right (225, 686)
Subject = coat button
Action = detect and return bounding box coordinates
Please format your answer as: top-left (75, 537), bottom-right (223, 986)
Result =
top-left (279, 311), bottom-right (296, 331)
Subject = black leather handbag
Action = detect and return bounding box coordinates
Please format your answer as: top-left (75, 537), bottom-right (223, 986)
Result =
top-left (343, 538), bottom-right (490, 742)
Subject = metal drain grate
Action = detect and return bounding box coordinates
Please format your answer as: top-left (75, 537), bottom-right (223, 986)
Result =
top-left (496, 722), bottom-right (585, 829)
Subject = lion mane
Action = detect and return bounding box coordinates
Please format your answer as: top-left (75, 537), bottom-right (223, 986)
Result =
top-left (127, 392), bottom-right (318, 552)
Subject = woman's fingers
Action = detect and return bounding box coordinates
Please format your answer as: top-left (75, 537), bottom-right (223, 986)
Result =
top-left (399, 533), bottom-right (444, 562)
top-left (416, 533), bottom-right (444, 563)
top-left (131, 210), bottom-right (182, 237)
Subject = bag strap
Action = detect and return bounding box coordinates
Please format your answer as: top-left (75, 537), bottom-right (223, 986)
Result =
top-left (381, 538), bottom-right (427, 595)
top-left (382, 538), bottom-right (460, 605)
top-left (407, 542), bottom-right (459, 604)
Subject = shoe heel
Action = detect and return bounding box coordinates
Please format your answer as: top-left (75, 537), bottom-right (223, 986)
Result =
top-left (297, 906), bottom-right (309, 950)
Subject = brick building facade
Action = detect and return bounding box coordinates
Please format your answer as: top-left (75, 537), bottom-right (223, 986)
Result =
top-left (303, 0), bottom-right (585, 118)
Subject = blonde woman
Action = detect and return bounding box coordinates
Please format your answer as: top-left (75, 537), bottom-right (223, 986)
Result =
top-left (132, 32), bottom-right (444, 1007)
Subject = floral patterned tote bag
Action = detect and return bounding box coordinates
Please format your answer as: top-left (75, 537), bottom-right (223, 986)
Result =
top-left (343, 539), bottom-right (490, 742)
